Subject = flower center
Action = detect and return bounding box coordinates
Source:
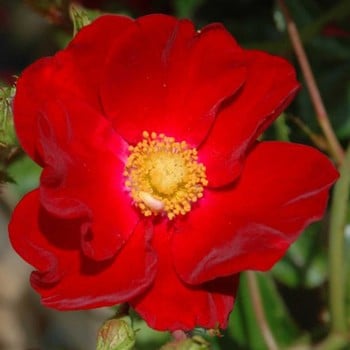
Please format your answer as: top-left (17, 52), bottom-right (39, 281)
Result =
top-left (124, 131), bottom-right (208, 220)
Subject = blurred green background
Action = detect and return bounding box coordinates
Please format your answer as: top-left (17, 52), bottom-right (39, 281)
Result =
top-left (0, 0), bottom-right (349, 349)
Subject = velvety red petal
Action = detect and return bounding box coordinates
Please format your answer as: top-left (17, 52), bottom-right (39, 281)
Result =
top-left (173, 142), bottom-right (338, 284)
top-left (13, 15), bottom-right (133, 163)
top-left (37, 99), bottom-right (138, 261)
top-left (131, 222), bottom-right (238, 331)
top-left (199, 50), bottom-right (300, 187)
top-left (8, 190), bottom-right (156, 309)
top-left (101, 14), bottom-right (246, 146)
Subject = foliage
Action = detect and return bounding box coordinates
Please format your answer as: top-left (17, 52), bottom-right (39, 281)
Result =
top-left (1, 0), bottom-right (350, 349)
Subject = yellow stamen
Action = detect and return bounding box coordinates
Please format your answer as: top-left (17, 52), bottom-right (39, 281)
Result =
top-left (124, 131), bottom-right (208, 219)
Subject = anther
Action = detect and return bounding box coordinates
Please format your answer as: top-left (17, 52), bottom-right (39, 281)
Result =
top-left (124, 131), bottom-right (207, 219)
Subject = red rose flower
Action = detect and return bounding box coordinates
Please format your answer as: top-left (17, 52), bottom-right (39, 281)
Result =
top-left (9, 14), bottom-right (338, 331)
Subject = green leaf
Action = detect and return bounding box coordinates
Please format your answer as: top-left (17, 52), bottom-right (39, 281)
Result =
top-left (0, 169), bottom-right (14, 184)
top-left (221, 273), bottom-right (302, 350)
top-left (0, 85), bottom-right (16, 146)
top-left (296, 59), bottom-right (350, 141)
top-left (274, 113), bottom-right (290, 141)
top-left (7, 155), bottom-right (41, 197)
top-left (69, 3), bottom-right (101, 36)
top-left (132, 318), bottom-right (170, 350)
top-left (0, 85), bottom-right (18, 185)
top-left (173, 0), bottom-right (204, 18)
top-left (248, 0), bottom-right (350, 53)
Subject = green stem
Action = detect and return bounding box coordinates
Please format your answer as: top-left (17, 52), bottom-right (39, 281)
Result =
top-left (246, 272), bottom-right (279, 350)
top-left (247, 0), bottom-right (350, 53)
top-left (277, 0), bottom-right (344, 165)
top-left (315, 333), bottom-right (349, 350)
top-left (274, 113), bottom-right (290, 141)
top-left (329, 143), bottom-right (350, 334)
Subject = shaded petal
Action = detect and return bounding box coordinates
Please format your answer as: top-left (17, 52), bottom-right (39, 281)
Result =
top-left (8, 190), bottom-right (156, 309)
top-left (131, 222), bottom-right (238, 331)
top-left (199, 50), bottom-right (300, 187)
top-left (173, 142), bottom-right (338, 284)
top-left (101, 14), bottom-right (246, 146)
top-left (13, 15), bottom-right (133, 163)
top-left (37, 99), bottom-right (138, 261)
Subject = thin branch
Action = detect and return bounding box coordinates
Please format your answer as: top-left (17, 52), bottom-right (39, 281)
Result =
top-left (290, 115), bottom-right (328, 151)
top-left (277, 0), bottom-right (344, 165)
top-left (246, 271), bottom-right (279, 350)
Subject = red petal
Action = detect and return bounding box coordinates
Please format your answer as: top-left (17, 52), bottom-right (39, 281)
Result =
top-left (8, 190), bottom-right (156, 309)
top-left (199, 50), bottom-right (300, 187)
top-left (37, 99), bottom-right (138, 261)
top-left (131, 222), bottom-right (238, 331)
top-left (101, 14), bottom-right (246, 146)
top-left (13, 15), bottom-right (133, 163)
top-left (173, 142), bottom-right (338, 284)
